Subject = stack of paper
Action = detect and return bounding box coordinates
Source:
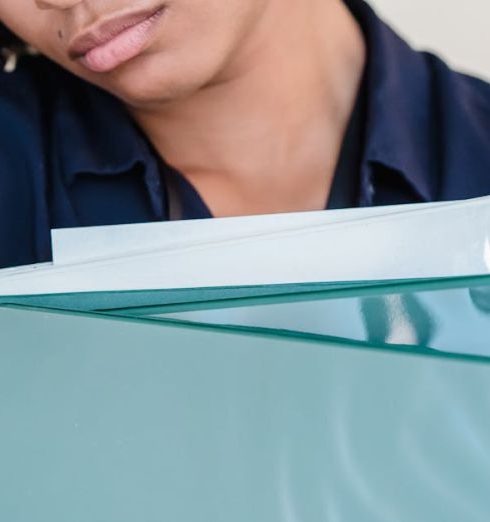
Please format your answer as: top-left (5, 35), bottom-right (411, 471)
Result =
top-left (0, 196), bottom-right (489, 296)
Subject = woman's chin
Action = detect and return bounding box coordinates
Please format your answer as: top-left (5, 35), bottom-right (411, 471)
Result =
top-left (86, 52), bottom-right (215, 109)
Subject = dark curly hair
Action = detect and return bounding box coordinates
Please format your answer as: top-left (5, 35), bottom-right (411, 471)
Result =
top-left (0, 23), bottom-right (24, 47)
top-left (0, 23), bottom-right (30, 72)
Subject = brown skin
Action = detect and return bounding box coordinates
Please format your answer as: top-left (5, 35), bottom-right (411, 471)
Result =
top-left (1, 0), bottom-right (365, 217)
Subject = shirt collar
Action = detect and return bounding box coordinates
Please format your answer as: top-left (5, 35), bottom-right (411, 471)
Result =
top-left (51, 73), bottom-right (165, 216)
top-left (52, 78), bottom-right (152, 183)
top-left (346, 0), bottom-right (435, 203)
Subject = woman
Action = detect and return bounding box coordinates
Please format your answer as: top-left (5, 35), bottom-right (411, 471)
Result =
top-left (1, 0), bottom-right (490, 269)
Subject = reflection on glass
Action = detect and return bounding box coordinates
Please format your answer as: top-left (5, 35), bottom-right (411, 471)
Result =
top-left (360, 294), bottom-right (435, 347)
top-left (470, 286), bottom-right (490, 314)
top-left (152, 283), bottom-right (490, 358)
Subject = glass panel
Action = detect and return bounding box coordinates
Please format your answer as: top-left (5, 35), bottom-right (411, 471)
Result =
top-left (1, 305), bottom-right (490, 521)
top-left (151, 282), bottom-right (490, 357)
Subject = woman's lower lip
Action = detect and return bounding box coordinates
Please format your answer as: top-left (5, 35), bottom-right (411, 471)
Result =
top-left (78, 8), bottom-right (165, 73)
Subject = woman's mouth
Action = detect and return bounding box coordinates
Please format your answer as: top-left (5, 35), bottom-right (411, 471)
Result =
top-left (68, 6), bottom-right (166, 73)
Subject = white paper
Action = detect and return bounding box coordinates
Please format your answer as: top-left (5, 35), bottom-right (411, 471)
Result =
top-left (0, 197), bottom-right (488, 296)
top-left (51, 201), bottom-right (451, 265)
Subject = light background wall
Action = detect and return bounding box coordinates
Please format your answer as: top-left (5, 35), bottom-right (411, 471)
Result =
top-left (369, 0), bottom-right (490, 81)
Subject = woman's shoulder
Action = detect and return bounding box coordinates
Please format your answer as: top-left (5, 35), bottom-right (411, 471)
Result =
top-left (0, 56), bottom-right (67, 205)
top-left (0, 58), bottom-right (54, 267)
top-left (424, 52), bottom-right (490, 117)
top-left (0, 55), bottom-right (45, 139)
top-left (0, 55), bottom-right (77, 167)
top-left (0, 54), bottom-right (123, 189)
top-left (0, 56), bottom-right (100, 268)
top-left (0, 56), bottom-right (146, 268)
top-left (419, 53), bottom-right (490, 199)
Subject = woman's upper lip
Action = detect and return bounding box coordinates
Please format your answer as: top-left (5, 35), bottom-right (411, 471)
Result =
top-left (68, 6), bottom-right (165, 59)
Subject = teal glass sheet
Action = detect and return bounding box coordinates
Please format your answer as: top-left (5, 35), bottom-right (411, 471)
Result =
top-left (1, 304), bottom-right (490, 521)
top-left (2, 275), bottom-right (490, 356)
top-left (0, 280), bottom-right (380, 312)
top-left (116, 276), bottom-right (490, 358)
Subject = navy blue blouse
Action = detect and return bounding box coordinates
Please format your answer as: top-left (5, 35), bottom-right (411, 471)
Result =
top-left (2, 0), bottom-right (490, 268)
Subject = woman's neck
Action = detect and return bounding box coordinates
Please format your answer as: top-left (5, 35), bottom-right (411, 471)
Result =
top-left (129, 0), bottom-right (366, 217)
